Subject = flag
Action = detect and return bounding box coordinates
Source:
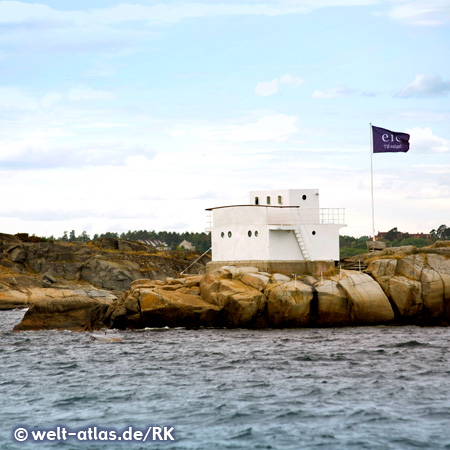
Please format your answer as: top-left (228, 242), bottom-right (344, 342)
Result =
top-left (372, 125), bottom-right (410, 153)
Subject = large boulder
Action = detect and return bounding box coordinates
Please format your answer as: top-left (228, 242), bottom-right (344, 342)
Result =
top-left (13, 296), bottom-right (112, 331)
top-left (264, 280), bottom-right (314, 327)
top-left (420, 268), bottom-right (444, 318)
top-left (388, 276), bottom-right (423, 318)
top-left (215, 279), bottom-right (266, 327)
top-left (337, 271), bottom-right (394, 324)
top-left (137, 288), bottom-right (220, 328)
top-left (315, 280), bottom-right (351, 326)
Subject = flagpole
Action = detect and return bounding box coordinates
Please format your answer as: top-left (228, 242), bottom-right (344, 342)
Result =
top-left (370, 123), bottom-right (375, 242)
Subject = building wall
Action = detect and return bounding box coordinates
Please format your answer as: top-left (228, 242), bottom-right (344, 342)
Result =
top-left (211, 207), bottom-right (270, 261)
top-left (249, 189), bottom-right (319, 208)
top-left (304, 224), bottom-right (342, 261)
top-left (268, 230), bottom-right (303, 260)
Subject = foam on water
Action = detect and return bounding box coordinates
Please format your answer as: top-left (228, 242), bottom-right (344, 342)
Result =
top-left (1, 310), bottom-right (450, 449)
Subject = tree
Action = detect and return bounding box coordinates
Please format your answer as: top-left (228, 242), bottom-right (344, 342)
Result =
top-left (69, 230), bottom-right (76, 241)
top-left (431, 224), bottom-right (450, 240)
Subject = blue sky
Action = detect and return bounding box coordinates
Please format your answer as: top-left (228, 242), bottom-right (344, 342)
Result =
top-left (0, 0), bottom-right (449, 239)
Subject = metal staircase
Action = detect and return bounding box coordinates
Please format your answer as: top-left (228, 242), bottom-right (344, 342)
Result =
top-left (294, 228), bottom-right (310, 260)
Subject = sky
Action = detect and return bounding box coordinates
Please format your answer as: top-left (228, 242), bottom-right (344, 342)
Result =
top-left (0, 0), bottom-right (449, 239)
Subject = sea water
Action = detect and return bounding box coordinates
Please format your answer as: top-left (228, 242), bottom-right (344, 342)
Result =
top-left (1, 309), bottom-right (450, 449)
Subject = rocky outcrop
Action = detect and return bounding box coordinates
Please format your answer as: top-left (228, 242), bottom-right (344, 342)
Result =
top-left (9, 238), bottom-right (450, 331)
top-left (13, 296), bottom-right (113, 331)
top-left (0, 236), bottom-right (209, 293)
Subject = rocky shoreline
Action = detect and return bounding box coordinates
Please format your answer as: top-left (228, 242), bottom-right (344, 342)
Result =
top-left (2, 233), bottom-right (450, 331)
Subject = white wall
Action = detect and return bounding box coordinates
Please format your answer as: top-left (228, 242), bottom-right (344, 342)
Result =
top-left (268, 230), bottom-right (304, 260)
top-left (249, 189), bottom-right (319, 208)
top-left (211, 207), bottom-right (270, 261)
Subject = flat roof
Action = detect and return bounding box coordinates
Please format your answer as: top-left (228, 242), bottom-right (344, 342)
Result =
top-left (205, 204), bottom-right (301, 211)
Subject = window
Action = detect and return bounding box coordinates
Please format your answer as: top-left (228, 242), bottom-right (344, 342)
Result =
top-left (221, 232), bottom-right (224, 238)
top-left (255, 231), bottom-right (259, 237)
top-left (228, 231), bottom-right (232, 238)
top-left (312, 231), bottom-right (316, 235)
top-left (255, 197), bottom-right (259, 205)
top-left (248, 230), bottom-right (252, 237)
top-left (278, 195), bottom-right (282, 204)
top-left (266, 196), bottom-right (271, 205)
top-left (302, 194), bottom-right (307, 201)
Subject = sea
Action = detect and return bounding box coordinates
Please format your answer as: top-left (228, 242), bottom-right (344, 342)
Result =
top-left (1, 309), bottom-right (450, 450)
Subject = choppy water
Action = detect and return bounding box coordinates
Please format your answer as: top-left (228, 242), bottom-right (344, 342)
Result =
top-left (1, 309), bottom-right (450, 449)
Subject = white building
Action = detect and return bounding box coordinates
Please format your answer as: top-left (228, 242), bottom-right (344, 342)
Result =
top-left (206, 189), bottom-right (345, 263)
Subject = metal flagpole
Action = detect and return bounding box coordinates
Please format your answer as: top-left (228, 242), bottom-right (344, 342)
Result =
top-left (370, 123), bottom-right (375, 242)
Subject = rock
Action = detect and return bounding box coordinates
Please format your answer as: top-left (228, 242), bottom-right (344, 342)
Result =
top-left (421, 268), bottom-right (444, 318)
top-left (265, 280), bottom-right (314, 327)
top-left (367, 259), bottom-right (397, 278)
top-left (138, 288), bottom-right (220, 328)
top-left (13, 297), bottom-right (112, 331)
top-left (272, 273), bottom-right (291, 283)
top-left (338, 271), bottom-right (394, 324)
top-left (8, 245), bottom-right (27, 263)
top-left (0, 288), bottom-right (30, 310)
top-left (216, 279), bottom-right (266, 327)
top-left (395, 255), bottom-right (424, 280)
top-left (80, 257), bottom-right (141, 291)
top-left (388, 276), bottom-right (422, 318)
top-left (241, 273), bottom-right (270, 291)
top-left (300, 275), bottom-right (319, 286)
top-left (315, 280), bottom-right (351, 326)
top-left (234, 266), bottom-right (260, 277)
top-left (426, 254), bottom-right (450, 302)
top-left (42, 272), bottom-right (56, 284)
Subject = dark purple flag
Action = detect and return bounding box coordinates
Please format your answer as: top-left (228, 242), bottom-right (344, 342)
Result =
top-left (372, 125), bottom-right (410, 153)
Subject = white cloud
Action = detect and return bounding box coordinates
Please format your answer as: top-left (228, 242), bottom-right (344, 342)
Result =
top-left (388, 0), bottom-right (450, 26)
top-left (255, 78), bottom-right (279, 96)
top-left (407, 127), bottom-right (450, 153)
top-left (255, 73), bottom-right (305, 96)
top-left (312, 85), bottom-right (354, 98)
top-left (280, 74), bottom-right (305, 87)
top-left (396, 73), bottom-right (450, 97)
top-left (0, 1), bottom-right (382, 28)
top-left (228, 114), bottom-right (300, 142)
top-left (41, 91), bottom-right (63, 108)
top-left (68, 85), bottom-right (115, 102)
top-left (0, 87), bottom-right (39, 111)
top-left (177, 114), bottom-right (300, 143)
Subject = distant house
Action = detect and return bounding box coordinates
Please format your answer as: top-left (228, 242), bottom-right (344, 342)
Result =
top-left (179, 240), bottom-right (196, 251)
top-left (139, 239), bottom-right (170, 251)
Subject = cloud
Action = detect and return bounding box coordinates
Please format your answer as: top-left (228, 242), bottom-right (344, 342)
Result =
top-left (395, 73), bottom-right (450, 97)
top-left (255, 73), bottom-right (305, 96)
top-left (0, 138), bottom-right (156, 169)
top-left (312, 85), bottom-right (354, 98)
top-left (388, 0), bottom-right (450, 26)
top-left (407, 127), bottom-right (450, 153)
top-left (0, 87), bottom-right (39, 111)
top-left (176, 114), bottom-right (300, 143)
top-left (0, 1), bottom-right (382, 28)
top-left (255, 78), bottom-right (279, 96)
top-left (68, 85), bottom-right (115, 102)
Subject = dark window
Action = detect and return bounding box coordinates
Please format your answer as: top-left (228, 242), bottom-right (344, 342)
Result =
top-left (221, 232), bottom-right (224, 238)
top-left (312, 231), bottom-right (316, 235)
top-left (278, 195), bottom-right (282, 204)
top-left (228, 231), bottom-right (232, 238)
top-left (302, 194), bottom-right (307, 201)
top-left (267, 196), bottom-right (271, 205)
top-left (255, 197), bottom-right (259, 205)
top-left (255, 231), bottom-right (259, 237)
top-left (248, 230), bottom-right (252, 237)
